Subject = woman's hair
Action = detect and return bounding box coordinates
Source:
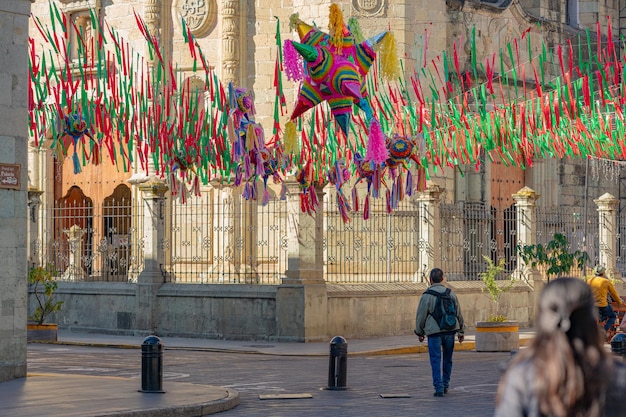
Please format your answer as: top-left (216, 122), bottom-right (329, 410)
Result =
top-left (497, 277), bottom-right (611, 417)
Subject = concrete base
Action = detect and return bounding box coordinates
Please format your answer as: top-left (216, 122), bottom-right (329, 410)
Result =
top-left (474, 321), bottom-right (519, 352)
top-left (0, 364), bottom-right (26, 383)
top-left (27, 324), bottom-right (58, 342)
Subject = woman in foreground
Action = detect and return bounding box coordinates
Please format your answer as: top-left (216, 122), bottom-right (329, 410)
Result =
top-left (494, 277), bottom-right (626, 417)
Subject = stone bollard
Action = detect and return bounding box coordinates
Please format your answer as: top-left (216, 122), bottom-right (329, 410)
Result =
top-left (327, 336), bottom-right (348, 390)
top-left (140, 335), bottom-right (165, 393)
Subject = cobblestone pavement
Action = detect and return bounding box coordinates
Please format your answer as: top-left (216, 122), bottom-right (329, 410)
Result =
top-left (28, 344), bottom-right (512, 416)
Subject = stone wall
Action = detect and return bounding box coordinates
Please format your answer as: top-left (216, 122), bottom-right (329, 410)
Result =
top-left (0, 0), bottom-right (30, 383)
top-left (41, 281), bottom-right (535, 341)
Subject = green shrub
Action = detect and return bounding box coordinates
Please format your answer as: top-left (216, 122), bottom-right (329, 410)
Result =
top-left (516, 233), bottom-right (589, 282)
top-left (28, 266), bottom-right (63, 325)
top-left (479, 256), bottom-right (514, 322)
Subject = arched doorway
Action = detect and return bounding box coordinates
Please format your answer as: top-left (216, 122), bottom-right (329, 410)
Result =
top-left (55, 186), bottom-right (94, 279)
top-left (102, 184), bottom-right (132, 281)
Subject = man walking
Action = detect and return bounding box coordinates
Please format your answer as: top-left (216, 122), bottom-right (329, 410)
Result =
top-left (587, 265), bottom-right (623, 332)
top-left (415, 268), bottom-right (465, 397)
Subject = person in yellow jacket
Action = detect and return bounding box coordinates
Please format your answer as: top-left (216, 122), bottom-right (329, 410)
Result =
top-left (587, 265), bottom-right (623, 331)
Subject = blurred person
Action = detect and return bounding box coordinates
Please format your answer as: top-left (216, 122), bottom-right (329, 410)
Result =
top-left (414, 268), bottom-right (465, 397)
top-left (494, 277), bottom-right (626, 417)
top-left (588, 265), bottom-right (623, 332)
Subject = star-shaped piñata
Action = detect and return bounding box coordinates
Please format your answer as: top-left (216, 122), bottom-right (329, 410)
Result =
top-left (288, 6), bottom-right (388, 137)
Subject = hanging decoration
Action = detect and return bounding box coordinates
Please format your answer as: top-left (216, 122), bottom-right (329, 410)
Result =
top-left (229, 83), bottom-right (286, 205)
top-left (27, 2), bottom-right (626, 220)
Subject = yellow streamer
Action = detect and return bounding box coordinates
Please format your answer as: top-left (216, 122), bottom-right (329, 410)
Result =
top-left (379, 32), bottom-right (400, 81)
top-left (328, 4), bottom-right (344, 51)
top-left (284, 120), bottom-right (297, 154)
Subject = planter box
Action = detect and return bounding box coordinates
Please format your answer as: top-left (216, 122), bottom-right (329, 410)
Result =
top-left (475, 321), bottom-right (519, 352)
top-left (27, 323), bottom-right (58, 342)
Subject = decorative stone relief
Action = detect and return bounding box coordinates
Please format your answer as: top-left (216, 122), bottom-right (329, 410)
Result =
top-left (145, 0), bottom-right (161, 40)
top-left (351, 0), bottom-right (386, 17)
top-left (57, 0), bottom-right (100, 13)
top-left (222, 0), bottom-right (240, 84)
top-left (178, 0), bottom-right (217, 37)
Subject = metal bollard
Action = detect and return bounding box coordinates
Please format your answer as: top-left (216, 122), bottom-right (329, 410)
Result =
top-left (140, 335), bottom-right (165, 393)
top-left (327, 336), bottom-right (348, 390)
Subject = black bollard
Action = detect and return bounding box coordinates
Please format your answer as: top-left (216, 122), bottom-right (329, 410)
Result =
top-left (140, 335), bottom-right (165, 393)
top-left (327, 336), bottom-right (348, 390)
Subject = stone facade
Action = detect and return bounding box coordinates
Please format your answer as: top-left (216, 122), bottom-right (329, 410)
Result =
top-left (25, 1), bottom-right (626, 341)
top-left (26, 0), bottom-right (623, 217)
top-left (0, 0), bottom-right (30, 383)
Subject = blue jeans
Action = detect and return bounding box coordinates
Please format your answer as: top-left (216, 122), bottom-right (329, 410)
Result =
top-left (600, 304), bottom-right (617, 331)
top-left (427, 332), bottom-right (456, 393)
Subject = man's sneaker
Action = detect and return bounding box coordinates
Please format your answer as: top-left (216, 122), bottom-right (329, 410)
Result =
top-left (444, 388), bottom-right (449, 394)
top-left (433, 392), bottom-right (444, 397)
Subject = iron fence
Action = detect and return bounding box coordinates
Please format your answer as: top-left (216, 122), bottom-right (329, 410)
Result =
top-left (34, 191), bottom-right (604, 284)
top-left (439, 202), bottom-right (517, 281)
top-left (324, 189), bottom-right (421, 283)
top-left (535, 206), bottom-right (598, 278)
top-left (615, 213), bottom-right (626, 276)
top-left (33, 198), bottom-right (144, 282)
top-left (164, 191), bottom-right (289, 284)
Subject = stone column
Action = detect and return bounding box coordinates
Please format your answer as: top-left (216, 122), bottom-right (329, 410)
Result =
top-left (413, 184), bottom-right (443, 282)
top-left (62, 225), bottom-right (86, 281)
top-left (0, 0), bottom-right (31, 383)
top-left (144, 0), bottom-right (161, 51)
top-left (276, 180), bottom-right (327, 342)
top-left (222, 0), bottom-right (241, 84)
top-left (512, 187), bottom-right (541, 321)
top-left (27, 189), bottom-right (43, 267)
top-left (128, 177), bottom-right (168, 334)
top-left (512, 187), bottom-right (540, 278)
top-left (594, 193), bottom-right (621, 281)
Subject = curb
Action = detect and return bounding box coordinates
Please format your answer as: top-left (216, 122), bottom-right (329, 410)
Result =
top-left (350, 336), bottom-right (533, 356)
top-left (101, 389), bottom-right (240, 417)
top-left (34, 335), bottom-right (535, 357)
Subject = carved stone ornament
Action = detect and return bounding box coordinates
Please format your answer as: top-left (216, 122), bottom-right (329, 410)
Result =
top-left (177, 0), bottom-right (217, 37)
top-left (352, 0), bottom-right (386, 17)
top-left (57, 0), bottom-right (100, 13)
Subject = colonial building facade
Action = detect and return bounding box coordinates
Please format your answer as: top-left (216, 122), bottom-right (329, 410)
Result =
top-left (26, 0), bottom-right (626, 340)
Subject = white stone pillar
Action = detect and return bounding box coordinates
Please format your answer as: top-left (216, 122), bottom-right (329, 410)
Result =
top-left (62, 225), bottom-right (85, 281)
top-left (276, 180), bottom-right (327, 342)
top-left (27, 189), bottom-right (43, 267)
top-left (594, 193), bottom-right (621, 280)
top-left (414, 184), bottom-right (443, 282)
top-left (283, 181), bottom-right (325, 284)
top-left (128, 177), bottom-right (168, 334)
top-left (512, 187), bottom-right (540, 280)
top-left (512, 186), bottom-right (542, 323)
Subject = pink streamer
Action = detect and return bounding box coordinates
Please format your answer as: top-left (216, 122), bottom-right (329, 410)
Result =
top-left (283, 40), bottom-right (303, 82)
top-left (365, 119), bottom-right (389, 165)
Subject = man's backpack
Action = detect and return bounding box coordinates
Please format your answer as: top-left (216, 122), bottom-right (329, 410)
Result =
top-left (424, 288), bottom-right (457, 331)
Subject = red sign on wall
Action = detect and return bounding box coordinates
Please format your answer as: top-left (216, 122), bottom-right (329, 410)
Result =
top-left (0, 163), bottom-right (21, 190)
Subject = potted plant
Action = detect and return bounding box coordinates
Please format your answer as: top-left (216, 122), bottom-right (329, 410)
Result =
top-left (475, 256), bottom-right (519, 352)
top-left (27, 265), bottom-right (63, 341)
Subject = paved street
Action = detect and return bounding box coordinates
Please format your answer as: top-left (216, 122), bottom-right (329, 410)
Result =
top-left (27, 343), bottom-right (512, 416)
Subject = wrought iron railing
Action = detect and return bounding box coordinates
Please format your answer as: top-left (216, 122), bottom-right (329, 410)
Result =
top-left (324, 190), bottom-right (421, 283)
top-left (439, 202), bottom-right (517, 281)
top-left (164, 191), bottom-right (289, 284)
top-left (33, 198), bottom-right (144, 282)
top-left (535, 206), bottom-right (598, 278)
top-left (33, 191), bottom-right (602, 284)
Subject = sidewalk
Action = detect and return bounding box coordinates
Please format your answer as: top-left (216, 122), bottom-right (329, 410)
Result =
top-left (0, 329), bottom-right (536, 417)
top-left (51, 328), bottom-right (537, 355)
